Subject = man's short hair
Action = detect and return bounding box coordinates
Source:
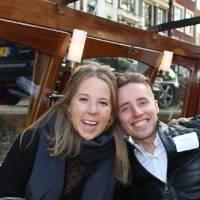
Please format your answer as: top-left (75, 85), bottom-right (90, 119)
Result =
top-left (115, 72), bottom-right (152, 89)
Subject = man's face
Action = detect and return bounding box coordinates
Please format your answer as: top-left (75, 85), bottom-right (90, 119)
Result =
top-left (117, 82), bottom-right (159, 145)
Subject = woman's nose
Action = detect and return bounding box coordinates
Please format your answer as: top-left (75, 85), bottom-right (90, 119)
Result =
top-left (87, 102), bottom-right (98, 114)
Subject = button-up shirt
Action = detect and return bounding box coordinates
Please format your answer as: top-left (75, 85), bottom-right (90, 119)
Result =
top-left (128, 134), bottom-right (167, 182)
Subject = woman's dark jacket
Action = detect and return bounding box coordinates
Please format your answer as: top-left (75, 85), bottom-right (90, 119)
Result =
top-left (117, 116), bottom-right (200, 200)
top-left (0, 114), bottom-right (117, 200)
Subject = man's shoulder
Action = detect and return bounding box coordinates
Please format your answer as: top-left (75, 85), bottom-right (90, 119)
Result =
top-left (158, 120), bottom-right (200, 137)
top-left (178, 115), bottom-right (200, 130)
top-left (158, 120), bottom-right (200, 153)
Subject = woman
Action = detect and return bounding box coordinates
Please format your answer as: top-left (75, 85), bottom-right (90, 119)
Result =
top-left (0, 64), bottom-right (129, 200)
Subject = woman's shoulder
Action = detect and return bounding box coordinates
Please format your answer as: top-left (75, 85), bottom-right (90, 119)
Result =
top-left (20, 110), bottom-right (59, 148)
top-left (19, 128), bottom-right (40, 150)
top-left (0, 130), bottom-right (39, 197)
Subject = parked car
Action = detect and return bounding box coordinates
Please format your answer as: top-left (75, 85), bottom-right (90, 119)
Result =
top-left (153, 69), bottom-right (179, 109)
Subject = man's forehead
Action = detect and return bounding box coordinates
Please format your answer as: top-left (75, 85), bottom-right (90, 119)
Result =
top-left (118, 82), bottom-right (147, 93)
top-left (117, 82), bottom-right (154, 101)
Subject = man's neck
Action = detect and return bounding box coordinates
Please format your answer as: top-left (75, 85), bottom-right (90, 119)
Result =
top-left (134, 134), bottom-right (157, 154)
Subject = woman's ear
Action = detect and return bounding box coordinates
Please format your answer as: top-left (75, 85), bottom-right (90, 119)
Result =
top-left (67, 103), bottom-right (71, 113)
top-left (109, 116), bottom-right (114, 124)
top-left (105, 117), bottom-right (113, 131)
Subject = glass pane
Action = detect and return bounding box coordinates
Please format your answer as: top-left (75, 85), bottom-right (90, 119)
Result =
top-left (0, 40), bottom-right (52, 164)
top-left (87, 0), bottom-right (97, 14)
top-left (105, 0), bottom-right (113, 4)
top-left (157, 8), bottom-right (167, 24)
top-left (119, 0), bottom-right (136, 13)
top-left (83, 57), bottom-right (149, 74)
top-left (154, 65), bottom-right (191, 123)
top-left (0, 39), bottom-right (35, 163)
top-left (174, 7), bottom-right (183, 21)
top-left (28, 53), bottom-right (52, 113)
top-left (143, 2), bottom-right (152, 27)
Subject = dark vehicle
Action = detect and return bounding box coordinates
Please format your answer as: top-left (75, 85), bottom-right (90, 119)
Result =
top-left (153, 69), bottom-right (179, 109)
top-left (0, 40), bottom-right (35, 105)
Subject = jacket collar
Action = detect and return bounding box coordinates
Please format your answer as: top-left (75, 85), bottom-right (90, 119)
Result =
top-left (25, 126), bottom-right (65, 200)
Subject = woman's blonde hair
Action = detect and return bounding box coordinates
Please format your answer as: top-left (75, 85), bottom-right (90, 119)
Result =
top-left (24, 63), bottom-right (129, 184)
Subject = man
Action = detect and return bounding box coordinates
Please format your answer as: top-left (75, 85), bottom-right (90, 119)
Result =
top-left (116, 72), bottom-right (200, 200)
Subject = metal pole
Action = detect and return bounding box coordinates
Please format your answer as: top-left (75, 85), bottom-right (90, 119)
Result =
top-left (168, 0), bottom-right (173, 37)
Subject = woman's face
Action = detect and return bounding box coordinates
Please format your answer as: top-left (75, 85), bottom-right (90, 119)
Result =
top-left (69, 76), bottom-right (112, 140)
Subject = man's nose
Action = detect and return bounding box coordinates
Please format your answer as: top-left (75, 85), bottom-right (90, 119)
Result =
top-left (131, 106), bottom-right (142, 117)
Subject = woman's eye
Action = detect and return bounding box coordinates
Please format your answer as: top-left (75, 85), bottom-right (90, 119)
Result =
top-left (79, 97), bottom-right (88, 103)
top-left (99, 101), bottom-right (108, 106)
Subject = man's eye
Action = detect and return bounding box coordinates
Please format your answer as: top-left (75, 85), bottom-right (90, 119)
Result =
top-left (120, 107), bottom-right (129, 113)
top-left (140, 101), bottom-right (148, 105)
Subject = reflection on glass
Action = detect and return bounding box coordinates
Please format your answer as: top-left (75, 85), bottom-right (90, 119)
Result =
top-left (0, 197), bottom-right (25, 200)
top-left (154, 65), bottom-right (191, 122)
top-left (83, 57), bottom-right (149, 74)
top-left (27, 53), bottom-right (51, 114)
top-left (0, 49), bottom-right (54, 163)
top-left (0, 40), bottom-right (34, 105)
top-left (0, 39), bottom-right (35, 164)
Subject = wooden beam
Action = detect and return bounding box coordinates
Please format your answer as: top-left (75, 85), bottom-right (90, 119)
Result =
top-left (0, 18), bottom-right (70, 57)
top-left (0, 0), bottom-right (200, 58)
top-left (48, 0), bottom-right (78, 5)
top-left (182, 59), bottom-right (200, 117)
top-left (84, 38), bottom-right (163, 68)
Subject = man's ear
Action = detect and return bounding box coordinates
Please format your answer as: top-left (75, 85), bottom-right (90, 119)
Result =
top-left (154, 100), bottom-right (159, 113)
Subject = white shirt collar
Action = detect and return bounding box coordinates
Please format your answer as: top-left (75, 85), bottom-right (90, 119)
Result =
top-left (127, 133), bottom-right (162, 154)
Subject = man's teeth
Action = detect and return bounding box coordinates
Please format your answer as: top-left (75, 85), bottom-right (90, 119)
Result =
top-left (134, 120), bottom-right (147, 127)
top-left (83, 120), bottom-right (97, 125)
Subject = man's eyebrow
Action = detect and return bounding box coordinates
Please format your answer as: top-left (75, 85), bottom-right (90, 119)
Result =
top-left (119, 102), bottom-right (130, 108)
top-left (137, 97), bottom-right (148, 101)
